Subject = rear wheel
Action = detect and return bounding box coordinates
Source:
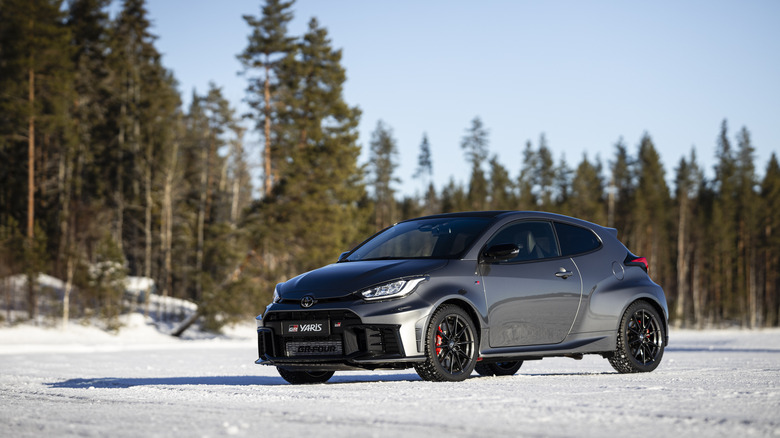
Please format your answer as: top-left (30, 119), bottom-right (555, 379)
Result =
top-left (415, 304), bottom-right (478, 382)
top-left (276, 368), bottom-right (335, 384)
top-left (474, 361), bottom-right (523, 377)
top-left (608, 301), bottom-right (665, 373)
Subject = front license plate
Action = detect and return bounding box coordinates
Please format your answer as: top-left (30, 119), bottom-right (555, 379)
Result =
top-left (286, 341), bottom-right (343, 357)
top-left (283, 320), bottom-right (330, 336)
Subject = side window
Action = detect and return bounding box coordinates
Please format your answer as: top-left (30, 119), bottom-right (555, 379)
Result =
top-left (485, 221), bottom-right (560, 262)
top-left (554, 222), bottom-right (601, 256)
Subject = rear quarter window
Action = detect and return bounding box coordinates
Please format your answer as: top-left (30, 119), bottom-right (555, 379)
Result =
top-left (554, 222), bottom-right (601, 256)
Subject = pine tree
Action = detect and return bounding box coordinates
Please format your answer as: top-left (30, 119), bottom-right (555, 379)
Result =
top-left (761, 154), bottom-right (780, 326)
top-left (461, 117), bottom-right (489, 210)
top-left (239, 0), bottom-right (296, 198)
top-left (440, 178), bottom-right (467, 213)
top-left (609, 138), bottom-right (634, 234)
top-left (488, 156), bottom-right (514, 210)
top-left (535, 134), bottom-right (556, 210)
top-left (412, 133), bottom-right (437, 215)
top-left (569, 154), bottom-right (606, 224)
top-left (106, 0), bottom-right (160, 265)
top-left (673, 149), bottom-right (702, 327)
top-left (633, 133), bottom-right (671, 292)
top-left (61, 0), bottom-right (113, 326)
top-left (246, 17), bottom-right (366, 290)
top-left (517, 141), bottom-right (536, 210)
top-left (369, 121), bottom-right (400, 230)
top-left (0, 0), bottom-right (73, 319)
top-left (414, 133), bottom-right (433, 190)
top-left (712, 119), bottom-right (738, 321)
top-left (554, 155), bottom-right (573, 214)
top-left (735, 127), bottom-right (759, 326)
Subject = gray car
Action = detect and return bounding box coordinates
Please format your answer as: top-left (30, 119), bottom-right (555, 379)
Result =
top-left (256, 211), bottom-right (668, 383)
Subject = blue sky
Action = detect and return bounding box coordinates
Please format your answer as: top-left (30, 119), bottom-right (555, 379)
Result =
top-left (141, 0), bottom-right (779, 196)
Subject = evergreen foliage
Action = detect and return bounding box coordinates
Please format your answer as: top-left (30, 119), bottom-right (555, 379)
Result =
top-left (238, 0), bottom-right (296, 198)
top-left (461, 117), bottom-right (489, 211)
top-left (369, 121), bottom-right (400, 229)
top-left (243, 15), bottom-right (367, 307)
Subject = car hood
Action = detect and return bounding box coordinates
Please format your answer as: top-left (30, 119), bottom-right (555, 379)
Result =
top-left (278, 259), bottom-right (448, 300)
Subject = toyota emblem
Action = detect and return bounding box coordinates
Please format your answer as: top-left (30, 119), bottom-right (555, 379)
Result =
top-left (300, 295), bottom-right (316, 308)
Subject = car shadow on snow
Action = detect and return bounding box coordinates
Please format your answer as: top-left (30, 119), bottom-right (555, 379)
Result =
top-left (47, 373), bottom-right (423, 388)
top-left (518, 372), bottom-right (616, 377)
top-left (665, 346), bottom-right (780, 354)
top-left (48, 376), bottom-right (286, 388)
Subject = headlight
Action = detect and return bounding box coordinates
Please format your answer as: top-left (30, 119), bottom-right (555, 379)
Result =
top-left (272, 284), bottom-right (282, 303)
top-left (360, 278), bottom-right (426, 301)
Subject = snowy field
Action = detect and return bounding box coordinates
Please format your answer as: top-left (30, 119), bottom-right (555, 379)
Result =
top-left (1, 316), bottom-right (779, 438)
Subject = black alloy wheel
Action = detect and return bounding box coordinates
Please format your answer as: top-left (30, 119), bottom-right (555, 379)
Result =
top-left (276, 368), bottom-right (335, 385)
top-left (474, 360), bottom-right (523, 377)
top-left (415, 304), bottom-right (478, 382)
top-left (609, 301), bottom-right (665, 373)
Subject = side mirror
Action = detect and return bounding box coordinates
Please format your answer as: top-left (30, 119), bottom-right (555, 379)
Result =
top-left (338, 251), bottom-right (350, 262)
top-left (481, 243), bottom-right (520, 263)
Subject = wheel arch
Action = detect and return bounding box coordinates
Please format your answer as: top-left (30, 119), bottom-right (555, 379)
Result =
top-left (619, 297), bottom-right (669, 347)
top-left (418, 297), bottom-right (484, 352)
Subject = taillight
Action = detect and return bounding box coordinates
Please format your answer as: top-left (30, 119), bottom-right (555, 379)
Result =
top-left (624, 253), bottom-right (649, 272)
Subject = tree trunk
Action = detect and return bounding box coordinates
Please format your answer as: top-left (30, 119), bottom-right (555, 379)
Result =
top-left (738, 219), bottom-right (747, 326)
top-left (195, 135), bottom-right (208, 302)
top-left (159, 140), bottom-right (178, 317)
top-left (204, 135), bottom-right (216, 224)
top-left (692, 245), bottom-right (703, 328)
top-left (27, 62), bottom-right (37, 321)
top-left (144, 140), bottom-right (153, 315)
top-left (27, 65), bottom-right (35, 241)
top-left (116, 89), bottom-right (126, 255)
top-left (230, 152), bottom-right (240, 227)
top-left (62, 255), bottom-right (74, 330)
top-left (766, 224), bottom-right (777, 326)
top-left (749, 247), bottom-right (758, 328)
top-left (263, 65), bottom-right (272, 197)
top-left (674, 196), bottom-right (689, 327)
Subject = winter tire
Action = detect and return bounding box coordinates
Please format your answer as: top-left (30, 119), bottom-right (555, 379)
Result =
top-left (474, 361), bottom-right (523, 377)
top-left (415, 304), bottom-right (478, 382)
top-left (277, 368), bottom-right (335, 384)
top-left (609, 300), bottom-right (665, 373)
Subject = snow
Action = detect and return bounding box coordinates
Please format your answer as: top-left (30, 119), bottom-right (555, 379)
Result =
top-left (6, 273), bottom-right (67, 293)
top-left (1, 322), bottom-right (779, 437)
top-left (124, 276), bottom-right (156, 295)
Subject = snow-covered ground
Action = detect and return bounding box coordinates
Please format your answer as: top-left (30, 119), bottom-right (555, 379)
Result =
top-left (1, 319), bottom-right (778, 437)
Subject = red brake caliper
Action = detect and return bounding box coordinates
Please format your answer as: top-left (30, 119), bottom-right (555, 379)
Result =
top-left (435, 326), bottom-right (443, 355)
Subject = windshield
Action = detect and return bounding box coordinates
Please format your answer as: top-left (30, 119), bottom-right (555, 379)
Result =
top-left (345, 217), bottom-right (493, 261)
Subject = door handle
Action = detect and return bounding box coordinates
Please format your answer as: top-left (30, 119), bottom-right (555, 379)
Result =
top-left (555, 269), bottom-right (573, 279)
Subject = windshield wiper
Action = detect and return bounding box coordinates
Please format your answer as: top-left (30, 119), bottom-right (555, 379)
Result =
top-left (353, 256), bottom-right (433, 261)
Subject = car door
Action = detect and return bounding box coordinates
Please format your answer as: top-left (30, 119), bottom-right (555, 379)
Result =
top-left (480, 220), bottom-right (582, 347)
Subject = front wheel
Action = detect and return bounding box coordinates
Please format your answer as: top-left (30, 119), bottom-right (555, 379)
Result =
top-left (608, 301), bottom-right (665, 373)
top-left (277, 368), bottom-right (335, 384)
top-left (414, 304), bottom-right (478, 382)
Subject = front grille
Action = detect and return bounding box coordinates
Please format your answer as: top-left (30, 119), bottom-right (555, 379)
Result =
top-left (260, 310), bottom-right (404, 360)
top-left (286, 340), bottom-right (343, 357)
top-left (264, 310), bottom-right (361, 323)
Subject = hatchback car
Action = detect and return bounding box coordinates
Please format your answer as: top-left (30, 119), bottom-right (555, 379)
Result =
top-left (256, 211), bottom-right (668, 383)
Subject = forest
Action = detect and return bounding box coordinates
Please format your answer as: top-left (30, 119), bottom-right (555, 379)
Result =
top-left (1, 0), bottom-right (778, 331)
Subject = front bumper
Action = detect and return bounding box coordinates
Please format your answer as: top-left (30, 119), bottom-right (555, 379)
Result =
top-left (256, 301), bottom-right (431, 371)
